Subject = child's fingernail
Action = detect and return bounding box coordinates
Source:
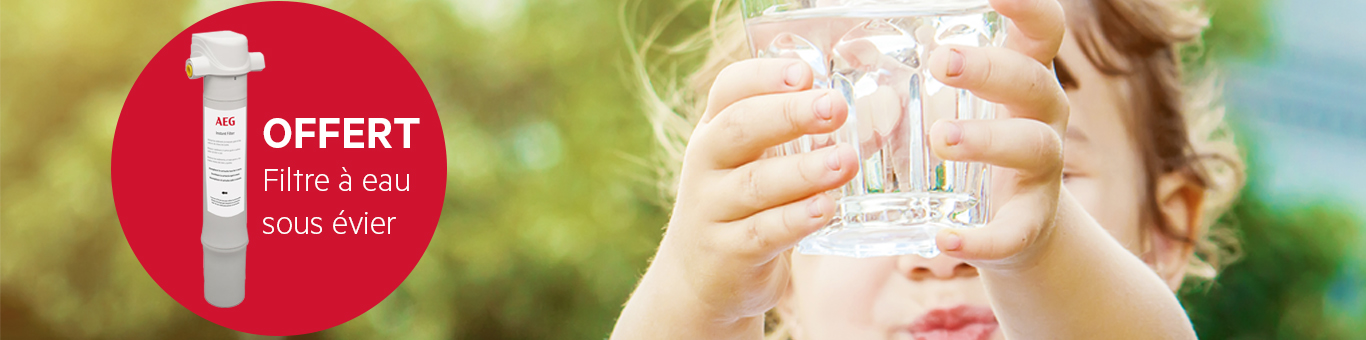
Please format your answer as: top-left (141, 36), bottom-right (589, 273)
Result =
top-left (940, 231), bottom-right (963, 251)
top-left (825, 146), bottom-right (843, 171)
top-left (947, 48), bottom-right (965, 77)
top-left (786, 63), bottom-right (805, 87)
top-left (942, 121), bottom-right (963, 146)
top-left (814, 93), bottom-right (834, 120)
top-left (807, 197), bottom-right (826, 218)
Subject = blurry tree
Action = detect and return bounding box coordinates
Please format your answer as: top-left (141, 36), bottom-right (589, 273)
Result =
top-left (1201, 0), bottom-right (1273, 60)
top-left (1179, 134), bottom-right (1366, 339)
top-left (2, 0), bottom-right (685, 338)
top-left (0, 0), bottom-right (249, 338)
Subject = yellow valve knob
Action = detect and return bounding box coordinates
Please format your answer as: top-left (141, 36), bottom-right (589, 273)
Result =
top-left (186, 64), bottom-right (194, 78)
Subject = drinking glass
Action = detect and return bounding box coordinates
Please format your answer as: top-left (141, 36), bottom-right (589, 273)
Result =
top-left (740, 0), bottom-right (1006, 257)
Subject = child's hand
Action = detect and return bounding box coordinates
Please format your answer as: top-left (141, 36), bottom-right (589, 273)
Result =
top-left (651, 58), bottom-right (858, 323)
top-left (925, 0), bottom-right (1069, 270)
top-left (920, 3), bottom-right (1200, 338)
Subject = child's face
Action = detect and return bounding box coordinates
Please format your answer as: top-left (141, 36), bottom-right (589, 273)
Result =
top-left (780, 30), bottom-right (1169, 340)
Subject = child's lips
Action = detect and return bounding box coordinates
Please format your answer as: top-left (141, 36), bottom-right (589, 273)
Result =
top-left (907, 305), bottom-right (998, 340)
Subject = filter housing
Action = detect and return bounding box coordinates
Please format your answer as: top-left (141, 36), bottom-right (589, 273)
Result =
top-left (190, 30), bottom-right (263, 308)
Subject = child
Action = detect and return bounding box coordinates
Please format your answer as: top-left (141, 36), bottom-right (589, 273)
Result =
top-left (614, 0), bottom-right (1244, 338)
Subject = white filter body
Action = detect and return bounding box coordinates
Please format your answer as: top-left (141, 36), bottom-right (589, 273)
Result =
top-left (203, 243), bottom-right (247, 307)
top-left (202, 89), bottom-right (248, 308)
top-left (191, 31), bottom-right (262, 308)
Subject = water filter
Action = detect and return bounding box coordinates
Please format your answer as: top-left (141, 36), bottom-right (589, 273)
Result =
top-left (187, 31), bottom-right (264, 308)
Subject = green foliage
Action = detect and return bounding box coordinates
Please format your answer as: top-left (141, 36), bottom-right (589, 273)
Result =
top-left (0, 0), bottom-right (232, 338)
top-left (1203, 0), bottom-right (1274, 59)
top-left (1180, 176), bottom-right (1366, 339)
top-left (1, 0), bottom-right (678, 338)
top-left (1181, 0), bottom-right (1273, 71)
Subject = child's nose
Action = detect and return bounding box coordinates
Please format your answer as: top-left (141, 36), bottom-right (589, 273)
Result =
top-left (896, 254), bottom-right (978, 280)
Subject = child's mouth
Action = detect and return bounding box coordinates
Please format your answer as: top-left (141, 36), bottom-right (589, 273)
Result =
top-left (908, 305), bottom-right (999, 340)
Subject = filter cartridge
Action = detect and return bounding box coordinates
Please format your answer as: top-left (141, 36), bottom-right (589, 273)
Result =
top-left (188, 30), bottom-right (264, 308)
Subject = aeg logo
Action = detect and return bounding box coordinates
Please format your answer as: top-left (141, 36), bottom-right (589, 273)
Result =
top-left (215, 116), bottom-right (236, 126)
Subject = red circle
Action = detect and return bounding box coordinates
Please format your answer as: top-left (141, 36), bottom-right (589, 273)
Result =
top-left (112, 2), bottom-right (445, 335)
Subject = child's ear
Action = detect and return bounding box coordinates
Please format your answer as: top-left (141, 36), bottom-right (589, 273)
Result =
top-left (1147, 171), bottom-right (1205, 291)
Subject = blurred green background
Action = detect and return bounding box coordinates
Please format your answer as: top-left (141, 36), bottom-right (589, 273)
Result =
top-left (1, 0), bottom-right (1363, 339)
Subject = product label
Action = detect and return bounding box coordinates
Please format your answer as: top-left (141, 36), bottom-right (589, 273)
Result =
top-left (206, 106), bottom-right (246, 217)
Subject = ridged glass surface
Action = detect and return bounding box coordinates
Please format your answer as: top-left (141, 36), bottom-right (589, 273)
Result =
top-left (746, 3), bottom-right (1004, 258)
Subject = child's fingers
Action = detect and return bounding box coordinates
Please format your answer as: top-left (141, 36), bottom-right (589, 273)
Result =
top-left (988, 0), bottom-right (1066, 65)
top-left (928, 118), bottom-right (1062, 181)
top-left (702, 58), bottom-right (813, 124)
top-left (927, 45), bottom-right (1069, 126)
top-left (936, 188), bottom-right (1057, 263)
top-left (704, 144), bottom-right (857, 221)
top-left (690, 89), bottom-right (847, 169)
top-left (726, 193), bottom-right (835, 258)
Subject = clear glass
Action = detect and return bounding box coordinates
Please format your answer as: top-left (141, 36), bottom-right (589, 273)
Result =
top-left (741, 0), bottom-right (1005, 258)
